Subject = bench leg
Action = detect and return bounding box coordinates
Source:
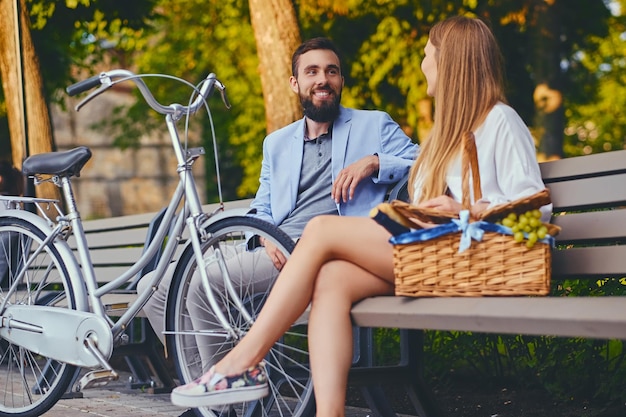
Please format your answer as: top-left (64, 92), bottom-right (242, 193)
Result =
top-left (112, 318), bottom-right (176, 393)
top-left (348, 327), bottom-right (443, 417)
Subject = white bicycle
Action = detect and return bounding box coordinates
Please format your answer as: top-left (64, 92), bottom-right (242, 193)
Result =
top-left (0, 70), bottom-right (314, 417)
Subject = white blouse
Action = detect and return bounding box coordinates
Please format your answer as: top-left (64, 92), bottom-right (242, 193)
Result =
top-left (413, 102), bottom-right (551, 220)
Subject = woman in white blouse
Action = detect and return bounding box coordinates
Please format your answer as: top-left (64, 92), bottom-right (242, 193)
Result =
top-left (171, 15), bottom-right (549, 417)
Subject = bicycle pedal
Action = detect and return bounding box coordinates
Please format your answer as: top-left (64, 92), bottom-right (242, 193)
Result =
top-left (76, 369), bottom-right (119, 391)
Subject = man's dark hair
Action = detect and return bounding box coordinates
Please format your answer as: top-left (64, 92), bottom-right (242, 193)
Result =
top-left (291, 37), bottom-right (342, 77)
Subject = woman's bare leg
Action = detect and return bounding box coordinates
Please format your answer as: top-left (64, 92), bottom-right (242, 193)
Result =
top-left (308, 258), bottom-right (394, 417)
top-left (214, 215), bottom-right (395, 375)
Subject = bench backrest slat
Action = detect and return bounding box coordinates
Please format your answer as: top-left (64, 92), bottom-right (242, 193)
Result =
top-left (547, 173), bottom-right (626, 211)
top-left (552, 210), bottom-right (626, 244)
top-left (540, 149), bottom-right (626, 181)
top-left (80, 213), bottom-right (155, 232)
top-left (69, 199), bottom-right (253, 288)
top-left (68, 228), bottom-right (152, 249)
top-left (552, 246), bottom-right (626, 279)
top-left (86, 247), bottom-right (145, 266)
top-left (540, 150), bottom-right (626, 282)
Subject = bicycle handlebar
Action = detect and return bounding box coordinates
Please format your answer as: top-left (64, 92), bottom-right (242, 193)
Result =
top-left (66, 69), bottom-right (230, 115)
top-left (66, 75), bottom-right (102, 96)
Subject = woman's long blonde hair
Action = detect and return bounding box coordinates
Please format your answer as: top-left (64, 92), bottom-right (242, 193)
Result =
top-left (408, 16), bottom-right (506, 203)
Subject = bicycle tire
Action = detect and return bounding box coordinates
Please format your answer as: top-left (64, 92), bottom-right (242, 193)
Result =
top-left (166, 216), bottom-right (315, 417)
top-left (0, 217), bottom-right (78, 417)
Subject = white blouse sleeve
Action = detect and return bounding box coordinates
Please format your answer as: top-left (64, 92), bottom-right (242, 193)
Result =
top-left (472, 104), bottom-right (551, 220)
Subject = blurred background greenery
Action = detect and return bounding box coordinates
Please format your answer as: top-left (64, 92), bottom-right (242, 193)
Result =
top-left (2, 0), bottom-right (626, 199)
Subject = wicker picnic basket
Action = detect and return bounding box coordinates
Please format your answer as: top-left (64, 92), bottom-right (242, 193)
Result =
top-left (388, 132), bottom-right (556, 297)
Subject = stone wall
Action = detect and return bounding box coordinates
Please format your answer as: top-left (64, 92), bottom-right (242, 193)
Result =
top-left (51, 86), bottom-right (205, 220)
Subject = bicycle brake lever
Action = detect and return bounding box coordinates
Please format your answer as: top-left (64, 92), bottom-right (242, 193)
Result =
top-left (74, 77), bottom-right (114, 112)
top-left (215, 80), bottom-right (231, 109)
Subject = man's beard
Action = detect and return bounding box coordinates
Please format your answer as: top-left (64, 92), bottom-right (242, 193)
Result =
top-left (300, 90), bottom-right (341, 122)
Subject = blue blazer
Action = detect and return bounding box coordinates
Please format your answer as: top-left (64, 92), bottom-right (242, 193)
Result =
top-left (250, 106), bottom-right (418, 228)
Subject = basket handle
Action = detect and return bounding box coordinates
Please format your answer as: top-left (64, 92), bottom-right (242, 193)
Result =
top-left (461, 132), bottom-right (482, 211)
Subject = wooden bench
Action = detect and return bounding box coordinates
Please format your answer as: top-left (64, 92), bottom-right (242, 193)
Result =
top-left (68, 149), bottom-right (626, 414)
top-left (348, 149), bottom-right (626, 416)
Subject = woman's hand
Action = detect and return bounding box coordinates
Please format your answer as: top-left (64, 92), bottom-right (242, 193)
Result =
top-left (259, 236), bottom-right (287, 270)
top-left (410, 195), bottom-right (490, 228)
top-left (418, 195), bottom-right (463, 213)
top-left (469, 200), bottom-right (490, 219)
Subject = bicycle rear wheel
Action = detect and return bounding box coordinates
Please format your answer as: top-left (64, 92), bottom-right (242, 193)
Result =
top-left (0, 217), bottom-right (78, 417)
top-left (166, 216), bottom-right (314, 417)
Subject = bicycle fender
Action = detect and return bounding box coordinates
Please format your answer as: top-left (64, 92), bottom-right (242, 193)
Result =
top-left (172, 209), bottom-right (256, 265)
top-left (0, 210), bottom-right (89, 311)
top-left (201, 207), bottom-right (255, 227)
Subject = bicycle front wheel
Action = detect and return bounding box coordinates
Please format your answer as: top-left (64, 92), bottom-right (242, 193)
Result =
top-left (166, 216), bottom-right (314, 417)
top-left (0, 217), bottom-right (78, 417)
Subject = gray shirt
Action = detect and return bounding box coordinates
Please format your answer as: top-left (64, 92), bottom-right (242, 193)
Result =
top-left (279, 131), bottom-right (338, 240)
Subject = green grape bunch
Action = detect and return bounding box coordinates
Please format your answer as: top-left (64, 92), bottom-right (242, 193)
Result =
top-left (497, 210), bottom-right (549, 248)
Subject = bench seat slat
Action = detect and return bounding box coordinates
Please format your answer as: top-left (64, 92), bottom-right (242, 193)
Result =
top-left (351, 296), bottom-right (626, 340)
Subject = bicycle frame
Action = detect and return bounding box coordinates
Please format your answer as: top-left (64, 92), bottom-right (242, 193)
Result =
top-left (0, 70), bottom-right (248, 368)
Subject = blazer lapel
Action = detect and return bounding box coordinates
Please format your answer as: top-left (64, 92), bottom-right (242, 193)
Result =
top-left (287, 118), bottom-right (306, 209)
top-left (331, 106), bottom-right (352, 179)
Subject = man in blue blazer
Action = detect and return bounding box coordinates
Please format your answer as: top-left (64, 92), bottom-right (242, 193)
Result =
top-left (250, 38), bottom-right (417, 270)
top-left (140, 38), bottom-right (417, 397)
top-left (253, 105), bottom-right (415, 227)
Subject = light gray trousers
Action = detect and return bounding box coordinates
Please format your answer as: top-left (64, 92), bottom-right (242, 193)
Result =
top-left (137, 244), bottom-right (278, 372)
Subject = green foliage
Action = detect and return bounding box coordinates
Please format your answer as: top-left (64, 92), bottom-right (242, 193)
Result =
top-left (298, 0), bottom-right (612, 156)
top-left (371, 277), bottom-right (626, 407)
top-left (27, 0), bottom-right (157, 100)
top-left (564, 0), bottom-right (626, 156)
top-left (297, 0), bottom-right (480, 141)
top-left (418, 330), bottom-right (626, 406)
top-left (0, 0), bottom-right (156, 159)
top-left (7, 0), bottom-right (622, 198)
top-left (101, 0), bottom-right (265, 202)
top-left (414, 276), bottom-right (626, 406)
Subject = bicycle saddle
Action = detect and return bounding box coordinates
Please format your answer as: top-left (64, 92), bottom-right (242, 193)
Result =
top-left (22, 146), bottom-right (92, 178)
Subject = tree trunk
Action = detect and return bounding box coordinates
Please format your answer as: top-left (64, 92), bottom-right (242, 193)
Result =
top-left (0, 0), bottom-right (59, 202)
top-left (248, 0), bottom-right (302, 134)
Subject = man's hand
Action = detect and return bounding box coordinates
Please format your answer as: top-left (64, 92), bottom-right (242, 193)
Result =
top-left (260, 236), bottom-right (288, 270)
top-left (332, 154), bottom-right (379, 203)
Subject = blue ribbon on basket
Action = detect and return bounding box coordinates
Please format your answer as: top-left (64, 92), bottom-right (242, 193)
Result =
top-left (389, 210), bottom-right (554, 253)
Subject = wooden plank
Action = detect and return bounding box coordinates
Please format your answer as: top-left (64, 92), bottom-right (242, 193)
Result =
top-left (547, 173), bottom-right (626, 211)
top-left (540, 150), bottom-right (626, 182)
top-left (85, 247), bottom-right (145, 265)
top-left (73, 199), bottom-right (255, 249)
top-left (67, 228), bottom-right (150, 249)
top-left (81, 212), bottom-right (156, 232)
top-left (203, 199), bottom-right (254, 212)
top-left (351, 296), bottom-right (626, 340)
top-left (552, 246), bottom-right (626, 279)
top-left (553, 209), bottom-right (626, 243)
top-left (91, 266), bottom-right (133, 283)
